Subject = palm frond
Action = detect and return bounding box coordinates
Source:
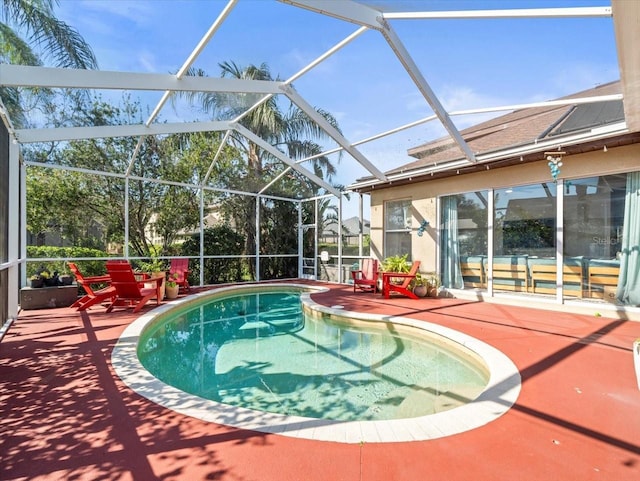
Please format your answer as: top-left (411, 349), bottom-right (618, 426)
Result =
top-left (4, 0), bottom-right (97, 69)
top-left (0, 22), bottom-right (41, 64)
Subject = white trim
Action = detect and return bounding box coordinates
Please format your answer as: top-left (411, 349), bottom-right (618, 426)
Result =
top-left (384, 6), bottom-right (612, 20)
top-left (0, 64), bottom-right (284, 94)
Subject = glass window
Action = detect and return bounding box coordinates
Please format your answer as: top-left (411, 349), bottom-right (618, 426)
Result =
top-left (436, 173), bottom-right (636, 304)
top-left (455, 192), bottom-right (488, 257)
top-left (493, 183), bottom-right (556, 293)
top-left (385, 199), bottom-right (411, 258)
top-left (440, 192), bottom-right (488, 289)
top-left (564, 174), bottom-right (626, 300)
top-left (564, 175), bottom-right (625, 259)
top-left (494, 183), bottom-right (556, 257)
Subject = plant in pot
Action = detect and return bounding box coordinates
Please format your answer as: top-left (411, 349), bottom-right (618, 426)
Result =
top-left (425, 272), bottom-right (441, 297)
top-left (139, 256), bottom-right (167, 299)
top-left (380, 254), bottom-right (411, 291)
top-left (59, 264), bottom-right (75, 285)
top-left (40, 270), bottom-right (57, 287)
top-left (30, 274), bottom-right (44, 288)
top-left (412, 273), bottom-right (428, 297)
top-left (381, 254), bottom-right (410, 274)
top-left (165, 273), bottom-right (180, 300)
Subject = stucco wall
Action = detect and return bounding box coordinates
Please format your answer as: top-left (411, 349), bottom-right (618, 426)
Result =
top-left (369, 144), bottom-right (640, 274)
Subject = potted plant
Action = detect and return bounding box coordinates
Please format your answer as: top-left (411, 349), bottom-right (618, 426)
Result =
top-left (30, 274), bottom-right (44, 288)
top-left (382, 254), bottom-right (411, 274)
top-left (139, 257), bottom-right (166, 276)
top-left (412, 273), bottom-right (428, 297)
top-left (39, 270), bottom-right (56, 287)
top-left (379, 254), bottom-right (411, 291)
top-left (60, 264), bottom-right (74, 285)
top-left (425, 272), bottom-right (441, 297)
top-left (165, 273), bottom-right (180, 300)
top-left (140, 256), bottom-right (167, 299)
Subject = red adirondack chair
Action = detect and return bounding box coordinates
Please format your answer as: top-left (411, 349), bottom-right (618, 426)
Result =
top-left (105, 260), bottom-right (164, 313)
top-left (382, 260), bottom-right (421, 299)
top-left (68, 262), bottom-right (116, 311)
top-left (351, 258), bottom-right (379, 293)
top-left (169, 258), bottom-right (190, 291)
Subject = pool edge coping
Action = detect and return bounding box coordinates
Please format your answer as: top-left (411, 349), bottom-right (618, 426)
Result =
top-left (112, 283), bottom-right (522, 444)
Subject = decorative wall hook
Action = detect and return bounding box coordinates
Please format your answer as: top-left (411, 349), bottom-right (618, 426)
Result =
top-left (417, 220), bottom-right (429, 237)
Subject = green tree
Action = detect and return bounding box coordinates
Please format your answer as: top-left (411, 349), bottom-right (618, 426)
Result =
top-left (184, 61), bottom-right (342, 278)
top-left (25, 96), bottom-right (228, 258)
top-left (0, 0), bottom-right (97, 126)
top-left (26, 166), bottom-right (104, 249)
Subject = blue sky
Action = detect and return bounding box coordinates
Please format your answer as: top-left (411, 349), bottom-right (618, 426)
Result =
top-left (56, 0), bottom-right (620, 217)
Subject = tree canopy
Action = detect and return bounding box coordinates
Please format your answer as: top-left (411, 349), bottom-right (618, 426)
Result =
top-left (1, 0), bottom-right (97, 127)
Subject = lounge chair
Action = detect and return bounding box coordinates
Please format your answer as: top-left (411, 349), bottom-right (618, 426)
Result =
top-left (351, 258), bottom-right (379, 293)
top-left (68, 262), bottom-right (116, 311)
top-left (382, 260), bottom-right (421, 299)
top-left (105, 260), bottom-right (164, 313)
top-left (169, 258), bottom-right (190, 292)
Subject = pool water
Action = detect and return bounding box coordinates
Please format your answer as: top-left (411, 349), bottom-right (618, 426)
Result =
top-left (138, 290), bottom-right (489, 421)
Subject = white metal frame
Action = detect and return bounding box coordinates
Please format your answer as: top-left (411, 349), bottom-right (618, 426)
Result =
top-left (1, 0), bottom-right (634, 321)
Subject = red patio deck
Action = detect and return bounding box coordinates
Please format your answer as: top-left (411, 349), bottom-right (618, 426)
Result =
top-left (1, 283), bottom-right (639, 481)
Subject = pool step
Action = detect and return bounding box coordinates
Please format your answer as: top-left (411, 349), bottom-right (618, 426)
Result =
top-left (238, 310), bottom-right (303, 332)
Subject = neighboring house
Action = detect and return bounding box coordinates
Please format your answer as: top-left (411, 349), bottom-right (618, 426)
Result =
top-left (349, 81), bottom-right (640, 308)
top-left (320, 216), bottom-right (370, 245)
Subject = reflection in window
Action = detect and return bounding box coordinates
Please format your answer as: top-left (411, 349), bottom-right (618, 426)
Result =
top-left (385, 199), bottom-right (411, 258)
top-left (436, 173), bottom-right (639, 305)
top-left (494, 183), bottom-right (556, 257)
top-left (564, 174), bottom-right (626, 301)
top-left (564, 175), bottom-right (625, 260)
top-left (440, 191), bottom-right (488, 289)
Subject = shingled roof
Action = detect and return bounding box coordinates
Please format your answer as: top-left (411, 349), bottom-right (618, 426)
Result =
top-left (352, 80), bottom-right (635, 191)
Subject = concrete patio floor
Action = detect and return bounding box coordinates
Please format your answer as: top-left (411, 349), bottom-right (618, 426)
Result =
top-left (1, 282), bottom-right (639, 481)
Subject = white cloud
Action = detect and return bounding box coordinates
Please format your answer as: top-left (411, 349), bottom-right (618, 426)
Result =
top-left (137, 50), bottom-right (159, 73)
top-left (76, 0), bottom-right (157, 26)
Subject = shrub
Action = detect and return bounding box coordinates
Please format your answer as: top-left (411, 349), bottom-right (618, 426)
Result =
top-left (27, 246), bottom-right (110, 278)
top-left (180, 226), bottom-right (245, 284)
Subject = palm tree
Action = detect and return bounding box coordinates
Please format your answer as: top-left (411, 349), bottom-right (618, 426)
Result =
top-left (184, 61), bottom-right (342, 278)
top-left (1, 0), bottom-right (97, 126)
top-left (186, 61), bottom-right (339, 185)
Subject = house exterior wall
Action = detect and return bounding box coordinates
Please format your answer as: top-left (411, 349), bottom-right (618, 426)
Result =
top-left (370, 144), bottom-right (640, 274)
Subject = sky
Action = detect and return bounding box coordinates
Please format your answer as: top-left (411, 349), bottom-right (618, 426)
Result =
top-left (54, 0), bottom-right (620, 218)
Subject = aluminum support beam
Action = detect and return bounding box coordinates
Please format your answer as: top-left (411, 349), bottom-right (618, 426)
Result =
top-left (199, 190), bottom-right (205, 287)
top-left (337, 195), bottom-right (343, 283)
top-left (0, 64), bottom-right (284, 95)
top-left (283, 86), bottom-right (388, 180)
top-left (202, 130), bottom-right (233, 185)
top-left (255, 198), bottom-right (260, 281)
top-left (380, 23), bottom-right (477, 163)
top-left (127, 0), bottom-right (239, 177)
top-left (298, 202), bottom-right (303, 278)
top-left (15, 120), bottom-right (231, 143)
top-left (384, 6), bottom-right (612, 20)
top-left (233, 124), bottom-right (340, 197)
top-left (8, 140), bottom-right (20, 318)
top-left (280, 0), bottom-right (383, 29)
top-left (282, 0), bottom-right (476, 164)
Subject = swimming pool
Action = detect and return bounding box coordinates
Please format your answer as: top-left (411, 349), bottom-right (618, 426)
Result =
top-left (113, 284), bottom-right (521, 443)
top-left (137, 289), bottom-right (488, 422)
